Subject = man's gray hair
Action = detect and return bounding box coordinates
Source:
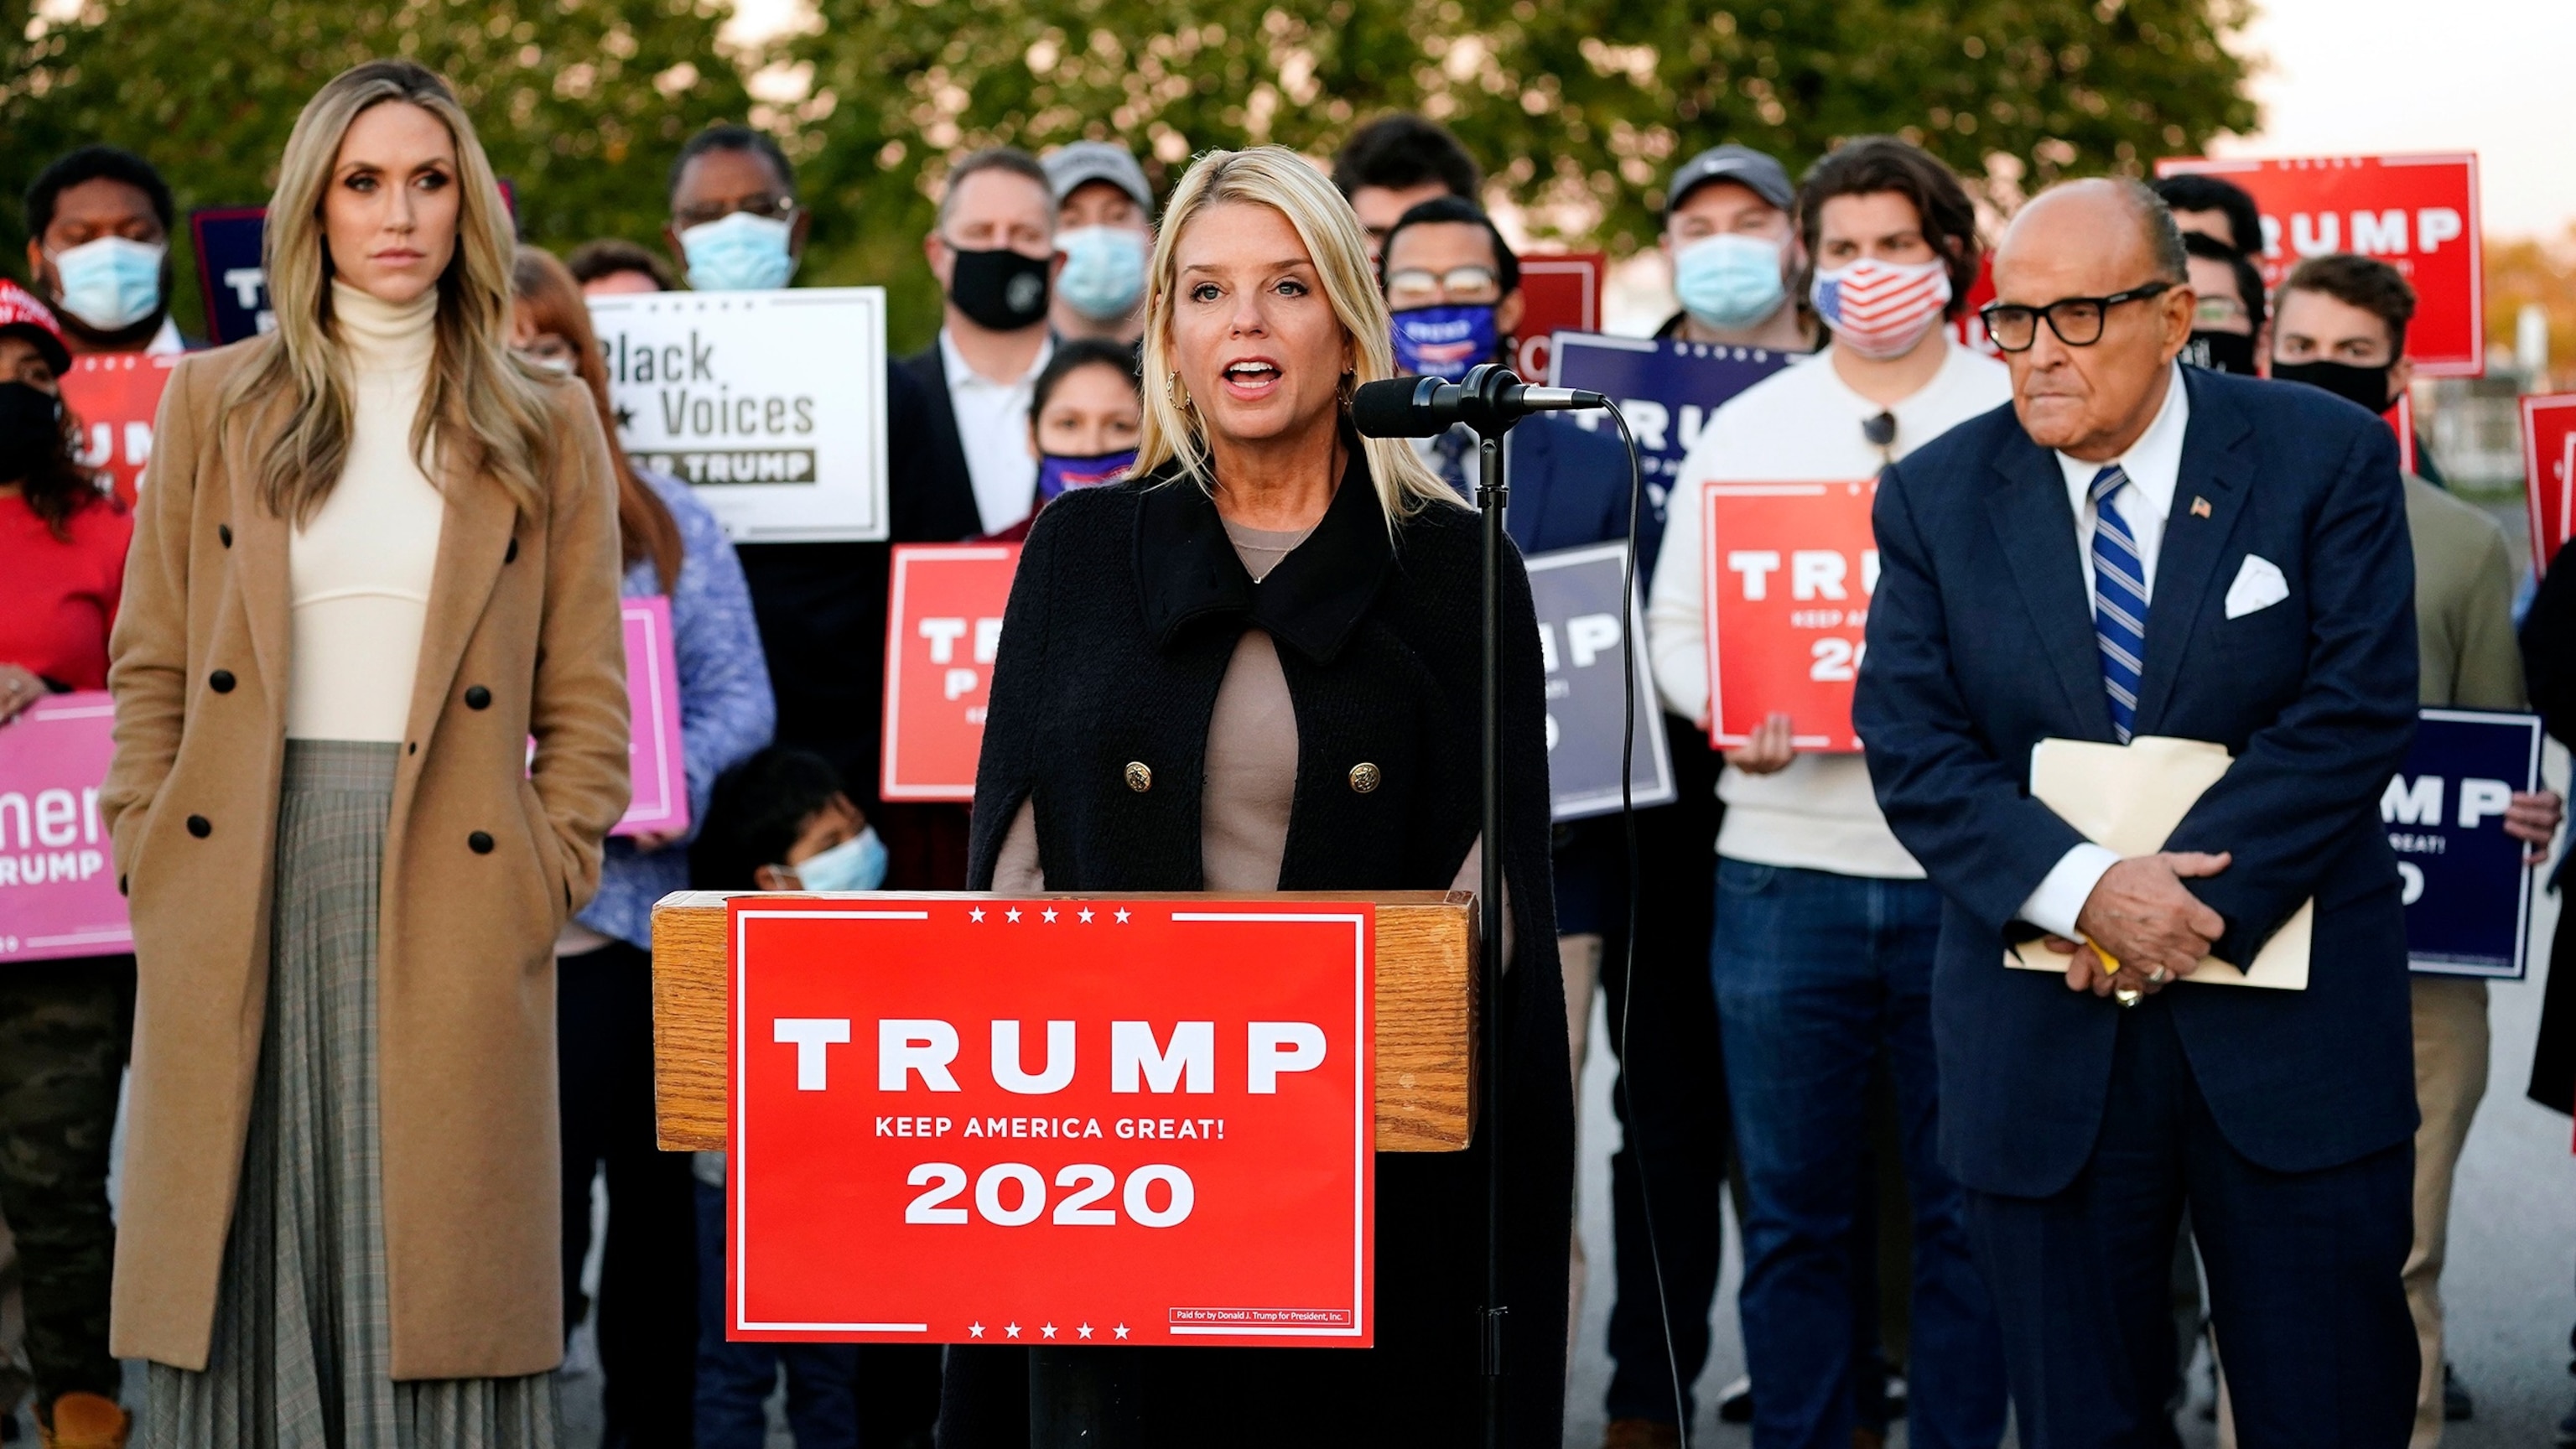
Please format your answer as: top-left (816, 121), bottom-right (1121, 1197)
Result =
top-left (2122, 178), bottom-right (2190, 283)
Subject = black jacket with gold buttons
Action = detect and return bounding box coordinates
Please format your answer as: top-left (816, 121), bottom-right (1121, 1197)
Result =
top-left (964, 438), bottom-right (1573, 1445)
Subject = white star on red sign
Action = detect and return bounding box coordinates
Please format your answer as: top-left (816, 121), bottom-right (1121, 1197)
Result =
top-left (1005, 1322), bottom-right (1021, 1338)
top-left (1114, 1322), bottom-right (1130, 1339)
top-left (1078, 1322), bottom-right (1094, 1338)
top-left (1041, 1322), bottom-right (1058, 1339)
top-left (968, 1322), bottom-right (984, 1337)
top-left (1078, 908), bottom-right (1094, 923)
top-left (1114, 908), bottom-right (1131, 924)
top-left (1041, 907), bottom-right (1059, 923)
top-left (1005, 908), bottom-right (1022, 923)
top-left (968, 908), bottom-right (985, 923)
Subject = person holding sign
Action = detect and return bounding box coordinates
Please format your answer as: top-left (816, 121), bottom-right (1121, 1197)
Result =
top-left (104, 60), bottom-right (632, 1442)
top-left (2268, 251), bottom-right (2563, 1442)
top-left (0, 283), bottom-right (135, 1446)
top-left (1642, 135), bottom-right (2011, 1449)
top-left (951, 144), bottom-right (1571, 1446)
top-left (1856, 178), bottom-right (2423, 1446)
top-left (512, 244), bottom-right (778, 1442)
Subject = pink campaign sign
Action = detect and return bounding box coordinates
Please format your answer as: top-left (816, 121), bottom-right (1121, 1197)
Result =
top-left (615, 595), bottom-right (688, 838)
top-left (0, 692), bottom-right (131, 963)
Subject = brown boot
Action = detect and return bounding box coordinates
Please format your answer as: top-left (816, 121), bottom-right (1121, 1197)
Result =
top-left (1600, 1420), bottom-right (1681, 1449)
top-left (39, 1393), bottom-right (129, 1449)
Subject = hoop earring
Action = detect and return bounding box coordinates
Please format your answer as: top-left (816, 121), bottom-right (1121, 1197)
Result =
top-left (1166, 371), bottom-right (1192, 413)
top-left (1337, 371), bottom-right (1355, 408)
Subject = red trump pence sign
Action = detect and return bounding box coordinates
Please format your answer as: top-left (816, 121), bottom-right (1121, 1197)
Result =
top-left (1703, 480), bottom-right (1877, 752)
top-left (2154, 153), bottom-right (2483, 377)
top-left (727, 896), bottom-right (1374, 1347)
top-left (1513, 252), bottom-right (1603, 382)
top-left (882, 544), bottom-right (1021, 802)
top-left (2521, 393), bottom-right (2576, 576)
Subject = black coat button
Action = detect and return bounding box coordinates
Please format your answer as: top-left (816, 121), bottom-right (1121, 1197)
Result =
top-left (217, 524), bottom-right (233, 548)
top-left (209, 669), bottom-right (235, 693)
top-left (185, 814), bottom-right (210, 839)
top-left (468, 830), bottom-right (495, 854)
top-left (465, 685), bottom-right (492, 710)
top-left (504, 538), bottom-right (519, 564)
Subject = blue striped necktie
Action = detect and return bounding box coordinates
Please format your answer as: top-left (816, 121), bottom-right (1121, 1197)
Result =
top-left (2089, 465), bottom-right (2148, 742)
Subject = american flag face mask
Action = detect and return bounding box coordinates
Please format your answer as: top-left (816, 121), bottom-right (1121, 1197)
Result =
top-left (1810, 257), bottom-right (1953, 361)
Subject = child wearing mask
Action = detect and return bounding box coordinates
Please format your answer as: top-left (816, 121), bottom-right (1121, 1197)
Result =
top-left (687, 748), bottom-right (893, 1448)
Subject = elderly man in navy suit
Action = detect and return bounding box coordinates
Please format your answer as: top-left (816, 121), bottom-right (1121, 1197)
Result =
top-left (1854, 178), bottom-right (2420, 1446)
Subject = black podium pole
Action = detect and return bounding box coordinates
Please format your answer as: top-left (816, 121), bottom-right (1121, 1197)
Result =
top-left (1472, 418), bottom-right (1513, 1449)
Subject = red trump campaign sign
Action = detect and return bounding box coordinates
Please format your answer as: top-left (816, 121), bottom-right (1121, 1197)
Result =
top-left (1704, 480), bottom-right (1877, 751)
top-left (1514, 252), bottom-right (1602, 382)
top-left (58, 352), bottom-right (179, 506)
top-left (882, 544), bottom-right (1020, 802)
top-left (727, 896), bottom-right (1374, 1346)
top-left (2155, 153), bottom-right (2484, 376)
top-left (2523, 394), bottom-right (2576, 576)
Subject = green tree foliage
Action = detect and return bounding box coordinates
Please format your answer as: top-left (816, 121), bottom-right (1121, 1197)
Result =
top-left (0, 0), bottom-right (750, 338)
top-left (788, 0), bottom-right (2255, 349)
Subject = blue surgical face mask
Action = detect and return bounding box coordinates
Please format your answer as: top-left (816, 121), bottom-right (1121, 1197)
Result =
top-left (680, 210), bottom-right (797, 293)
top-left (788, 826), bottom-right (886, 892)
top-left (1390, 304), bottom-right (1498, 382)
top-left (1036, 447), bottom-right (1138, 504)
top-left (1056, 226), bottom-right (1149, 322)
top-left (1671, 232), bottom-right (1786, 332)
top-left (49, 236), bottom-right (165, 332)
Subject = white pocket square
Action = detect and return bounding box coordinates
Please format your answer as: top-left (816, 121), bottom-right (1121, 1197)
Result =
top-left (2224, 554), bottom-right (2289, 619)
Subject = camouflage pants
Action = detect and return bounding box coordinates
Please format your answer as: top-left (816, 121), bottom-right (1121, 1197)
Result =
top-left (0, 954), bottom-right (131, 1405)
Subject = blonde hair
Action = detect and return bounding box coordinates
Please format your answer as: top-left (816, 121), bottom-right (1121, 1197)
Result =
top-left (1135, 146), bottom-right (1460, 522)
top-left (221, 59), bottom-right (555, 524)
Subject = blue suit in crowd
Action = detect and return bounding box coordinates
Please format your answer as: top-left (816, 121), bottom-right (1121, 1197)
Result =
top-left (1856, 366), bottom-right (2423, 1446)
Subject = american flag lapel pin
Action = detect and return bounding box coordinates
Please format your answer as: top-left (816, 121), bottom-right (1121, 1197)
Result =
top-left (2190, 496), bottom-right (2212, 518)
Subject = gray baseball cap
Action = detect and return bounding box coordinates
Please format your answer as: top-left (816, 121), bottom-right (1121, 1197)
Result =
top-left (1663, 144), bottom-right (1794, 217)
top-left (1043, 142), bottom-right (1156, 218)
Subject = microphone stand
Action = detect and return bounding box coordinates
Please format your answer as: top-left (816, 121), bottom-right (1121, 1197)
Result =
top-left (1454, 366), bottom-right (1519, 1449)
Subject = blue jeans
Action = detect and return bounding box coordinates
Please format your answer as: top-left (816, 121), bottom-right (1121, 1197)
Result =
top-left (1711, 860), bottom-right (2006, 1449)
top-left (695, 1177), bottom-right (864, 1448)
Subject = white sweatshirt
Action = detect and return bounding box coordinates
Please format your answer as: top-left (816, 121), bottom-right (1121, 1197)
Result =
top-left (1645, 340), bottom-right (2011, 879)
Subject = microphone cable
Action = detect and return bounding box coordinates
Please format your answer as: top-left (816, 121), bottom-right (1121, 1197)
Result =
top-left (1602, 401), bottom-right (1695, 1447)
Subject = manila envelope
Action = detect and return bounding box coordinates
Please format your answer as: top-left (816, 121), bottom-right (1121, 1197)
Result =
top-left (2003, 735), bottom-right (2310, 989)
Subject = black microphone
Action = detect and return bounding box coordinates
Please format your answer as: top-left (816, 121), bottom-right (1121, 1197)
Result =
top-left (1350, 363), bottom-right (1611, 439)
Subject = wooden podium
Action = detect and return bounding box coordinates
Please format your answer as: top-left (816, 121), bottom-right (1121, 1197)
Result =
top-left (649, 889), bottom-right (1480, 1153)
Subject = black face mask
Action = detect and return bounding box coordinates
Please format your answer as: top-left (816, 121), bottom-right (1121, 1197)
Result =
top-left (948, 246), bottom-right (1052, 332)
top-left (0, 381), bottom-right (62, 484)
top-left (2271, 358), bottom-right (2395, 415)
top-left (2184, 330), bottom-right (2259, 377)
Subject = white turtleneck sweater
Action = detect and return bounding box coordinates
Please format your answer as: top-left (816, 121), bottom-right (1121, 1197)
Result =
top-left (285, 282), bottom-right (447, 741)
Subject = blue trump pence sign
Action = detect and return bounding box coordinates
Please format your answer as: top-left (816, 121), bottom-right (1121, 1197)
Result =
top-left (1524, 543), bottom-right (1675, 822)
top-left (2386, 709), bottom-right (2543, 978)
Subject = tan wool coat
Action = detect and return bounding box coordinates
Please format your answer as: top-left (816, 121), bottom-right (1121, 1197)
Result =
top-left (101, 337), bottom-right (632, 1378)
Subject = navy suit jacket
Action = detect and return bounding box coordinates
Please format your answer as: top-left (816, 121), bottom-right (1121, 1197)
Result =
top-left (1502, 413), bottom-right (1655, 573)
top-left (1854, 366), bottom-right (2420, 1197)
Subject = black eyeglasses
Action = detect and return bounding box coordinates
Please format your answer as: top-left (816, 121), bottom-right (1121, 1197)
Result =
top-left (1979, 281), bottom-right (2174, 352)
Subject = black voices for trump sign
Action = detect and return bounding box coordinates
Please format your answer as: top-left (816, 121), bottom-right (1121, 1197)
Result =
top-left (590, 288), bottom-right (891, 543)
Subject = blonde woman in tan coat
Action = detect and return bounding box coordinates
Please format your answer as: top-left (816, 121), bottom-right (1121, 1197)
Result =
top-left (102, 60), bottom-right (630, 1446)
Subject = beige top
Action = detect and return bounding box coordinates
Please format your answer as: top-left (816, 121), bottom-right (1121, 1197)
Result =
top-left (286, 281), bottom-right (445, 740)
top-left (992, 517), bottom-right (1505, 952)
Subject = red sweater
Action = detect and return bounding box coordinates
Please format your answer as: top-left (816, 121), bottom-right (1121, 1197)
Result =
top-left (0, 491), bottom-right (132, 692)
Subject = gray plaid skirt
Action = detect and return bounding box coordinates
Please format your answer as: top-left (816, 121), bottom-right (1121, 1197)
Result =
top-left (140, 740), bottom-right (559, 1448)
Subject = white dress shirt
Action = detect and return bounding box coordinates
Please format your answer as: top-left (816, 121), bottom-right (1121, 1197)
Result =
top-left (2017, 363), bottom-right (2194, 936)
top-left (940, 328), bottom-right (1053, 534)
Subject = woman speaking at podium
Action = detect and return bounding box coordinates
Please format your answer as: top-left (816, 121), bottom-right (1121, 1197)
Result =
top-left (102, 60), bottom-right (631, 1442)
top-left (950, 145), bottom-right (1572, 1446)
